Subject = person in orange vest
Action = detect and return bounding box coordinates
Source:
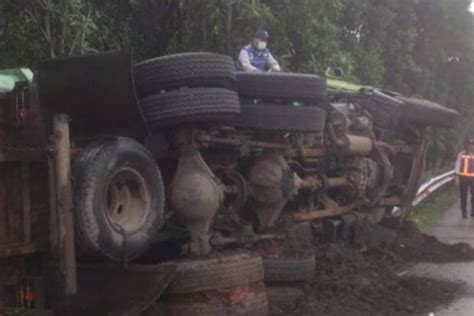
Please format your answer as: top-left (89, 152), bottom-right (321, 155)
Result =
top-left (455, 138), bottom-right (474, 218)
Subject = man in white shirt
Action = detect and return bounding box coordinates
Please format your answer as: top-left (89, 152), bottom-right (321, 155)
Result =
top-left (238, 30), bottom-right (281, 72)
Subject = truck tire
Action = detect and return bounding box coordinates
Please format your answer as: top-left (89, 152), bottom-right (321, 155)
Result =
top-left (236, 72), bottom-right (327, 102)
top-left (73, 137), bottom-right (165, 262)
top-left (158, 286), bottom-right (268, 316)
top-left (395, 96), bottom-right (459, 128)
top-left (267, 286), bottom-right (305, 311)
top-left (161, 253), bottom-right (264, 294)
top-left (262, 255), bottom-right (316, 282)
top-left (139, 88), bottom-right (240, 128)
top-left (363, 88), bottom-right (459, 129)
top-left (238, 102), bottom-right (326, 132)
top-left (134, 53), bottom-right (236, 97)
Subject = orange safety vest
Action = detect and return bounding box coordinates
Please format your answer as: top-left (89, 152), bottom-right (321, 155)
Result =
top-left (460, 154), bottom-right (474, 177)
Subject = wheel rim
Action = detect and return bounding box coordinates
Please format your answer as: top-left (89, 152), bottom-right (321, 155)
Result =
top-left (105, 167), bottom-right (151, 235)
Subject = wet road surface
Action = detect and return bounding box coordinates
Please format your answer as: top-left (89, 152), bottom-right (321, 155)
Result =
top-left (409, 201), bottom-right (474, 316)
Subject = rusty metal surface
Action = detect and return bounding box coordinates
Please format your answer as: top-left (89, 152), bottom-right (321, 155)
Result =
top-left (0, 159), bottom-right (50, 258)
top-left (48, 156), bottom-right (59, 257)
top-left (1, 163), bottom-right (23, 247)
top-left (50, 264), bottom-right (176, 316)
top-left (0, 243), bottom-right (37, 258)
top-left (37, 50), bottom-right (146, 139)
top-left (380, 196), bottom-right (402, 206)
top-left (246, 153), bottom-right (293, 230)
top-left (171, 149), bottom-right (223, 256)
top-left (299, 147), bottom-right (327, 157)
top-left (293, 196), bottom-right (360, 222)
top-left (344, 135), bottom-right (374, 156)
top-left (21, 162), bottom-right (31, 245)
top-left (196, 133), bottom-right (291, 151)
top-left (0, 146), bottom-right (50, 162)
top-left (327, 177), bottom-right (350, 188)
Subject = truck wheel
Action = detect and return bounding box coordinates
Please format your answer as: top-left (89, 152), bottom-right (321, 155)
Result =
top-left (134, 52), bottom-right (236, 97)
top-left (73, 137), bottom-right (164, 262)
top-left (236, 72), bottom-right (327, 102)
top-left (395, 96), bottom-right (459, 128)
top-left (139, 87), bottom-right (240, 128)
top-left (158, 285), bottom-right (268, 316)
top-left (262, 255), bottom-right (316, 282)
top-left (161, 253), bottom-right (264, 294)
top-left (267, 286), bottom-right (305, 312)
top-left (238, 102), bottom-right (326, 133)
top-left (363, 88), bottom-right (459, 129)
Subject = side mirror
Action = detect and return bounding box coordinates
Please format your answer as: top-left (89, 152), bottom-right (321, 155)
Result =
top-left (325, 67), bottom-right (344, 78)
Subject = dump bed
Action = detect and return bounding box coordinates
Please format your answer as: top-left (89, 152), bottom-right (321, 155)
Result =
top-left (37, 50), bottom-right (146, 139)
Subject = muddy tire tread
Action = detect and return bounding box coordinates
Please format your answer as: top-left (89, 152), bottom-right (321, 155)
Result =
top-left (162, 253), bottom-right (264, 294)
top-left (73, 137), bottom-right (164, 261)
top-left (159, 288), bottom-right (268, 316)
top-left (236, 71), bottom-right (327, 102)
top-left (134, 53), bottom-right (236, 97)
top-left (267, 286), bottom-right (305, 310)
top-left (238, 102), bottom-right (326, 132)
top-left (263, 255), bottom-right (316, 282)
top-left (139, 88), bottom-right (240, 128)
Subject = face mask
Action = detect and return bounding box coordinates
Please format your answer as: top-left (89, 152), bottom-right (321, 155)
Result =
top-left (257, 41), bottom-right (267, 50)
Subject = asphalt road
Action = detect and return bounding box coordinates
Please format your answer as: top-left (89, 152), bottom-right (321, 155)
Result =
top-left (409, 201), bottom-right (474, 316)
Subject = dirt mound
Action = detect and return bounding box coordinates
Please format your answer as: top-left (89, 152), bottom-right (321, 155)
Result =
top-left (268, 220), bottom-right (472, 315)
top-left (385, 219), bottom-right (474, 263)
top-left (269, 243), bottom-right (463, 316)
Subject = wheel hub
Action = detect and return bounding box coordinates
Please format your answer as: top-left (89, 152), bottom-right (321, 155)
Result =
top-left (105, 167), bottom-right (151, 235)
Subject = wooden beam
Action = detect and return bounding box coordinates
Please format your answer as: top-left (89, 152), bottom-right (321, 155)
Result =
top-left (53, 114), bottom-right (77, 295)
top-left (21, 162), bottom-right (31, 244)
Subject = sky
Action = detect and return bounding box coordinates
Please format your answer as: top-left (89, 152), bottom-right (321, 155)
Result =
top-left (470, 0), bottom-right (474, 13)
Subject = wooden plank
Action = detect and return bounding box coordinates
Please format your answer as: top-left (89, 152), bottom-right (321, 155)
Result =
top-left (0, 243), bottom-right (37, 258)
top-left (21, 162), bottom-right (31, 244)
top-left (0, 149), bottom-right (47, 162)
top-left (53, 114), bottom-right (77, 295)
top-left (48, 156), bottom-right (59, 257)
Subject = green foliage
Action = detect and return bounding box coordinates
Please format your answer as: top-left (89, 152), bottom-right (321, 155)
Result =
top-left (0, 0), bottom-right (473, 166)
top-left (0, 0), bottom-right (104, 66)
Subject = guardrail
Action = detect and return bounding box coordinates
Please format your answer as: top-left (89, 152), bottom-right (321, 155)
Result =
top-left (392, 170), bottom-right (456, 216)
top-left (412, 170), bottom-right (456, 207)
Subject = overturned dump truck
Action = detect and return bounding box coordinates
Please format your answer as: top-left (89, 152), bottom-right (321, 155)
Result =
top-left (0, 51), bottom-right (458, 315)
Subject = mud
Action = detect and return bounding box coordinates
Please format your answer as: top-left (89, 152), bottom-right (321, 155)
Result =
top-left (269, 219), bottom-right (473, 315)
top-left (385, 219), bottom-right (474, 263)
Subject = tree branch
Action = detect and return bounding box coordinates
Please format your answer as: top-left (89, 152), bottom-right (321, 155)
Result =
top-left (59, 0), bottom-right (68, 56)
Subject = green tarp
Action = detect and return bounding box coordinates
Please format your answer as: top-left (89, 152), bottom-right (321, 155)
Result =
top-left (326, 78), bottom-right (363, 92)
top-left (0, 68), bottom-right (33, 93)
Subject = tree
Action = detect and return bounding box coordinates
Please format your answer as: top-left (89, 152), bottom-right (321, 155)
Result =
top-left (0, 0), bottom-right (105, 68)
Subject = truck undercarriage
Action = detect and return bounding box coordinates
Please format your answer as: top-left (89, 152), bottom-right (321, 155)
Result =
top-left (0, 51), bottom-right (458, 314)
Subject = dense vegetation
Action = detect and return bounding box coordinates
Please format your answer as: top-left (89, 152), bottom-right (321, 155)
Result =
top-left (0, 0), bottom-right (473, 168)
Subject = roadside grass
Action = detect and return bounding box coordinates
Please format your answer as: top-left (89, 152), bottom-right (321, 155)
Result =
top-left (410, 184), bottom-right (458, 232)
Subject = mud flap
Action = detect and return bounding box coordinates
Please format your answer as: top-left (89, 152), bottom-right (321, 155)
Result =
top-left (48, 264), bottom-right (176, 316)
